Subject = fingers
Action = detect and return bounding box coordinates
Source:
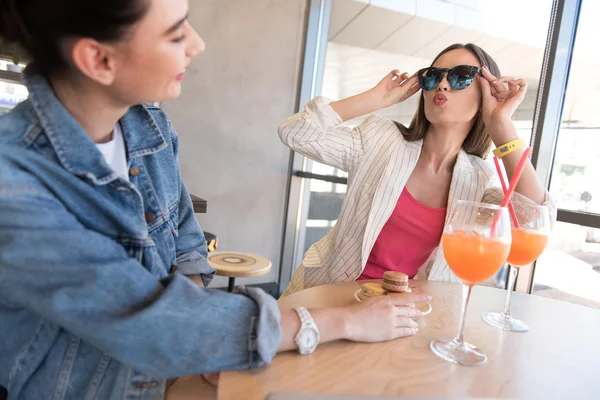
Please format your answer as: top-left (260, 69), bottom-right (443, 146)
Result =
top-left (403, 74), bottom-right (419, 87)
top-left (392, 71), bottom-right (416, 86)
top-left (512, 78), bottom-right (528, 98)
top-left (394, 79), bottom-right (420, 101)
top-left (492, 76), bottom-right (515, 93)
top-left (385, 73), bottom-right (419, 104)
top-left (481, 65), bottom-right (497, 82)
top-left (395, 307), bottom-right (423, 320)
top-left (393, 326), bottom-right (419, 338)
top-left (201, 373), bottom-right (220, 387)
top-left (387, 292), bottom-right (431, 306)
top-left (388, 70), bottom-right (409, 84)
top-left (506, 78), bottom-right (520, 90)
top-left (493, 76), bottom-right (516, 85)
top-left (491, 75), bottom-right (527, 95)
top-left (395, 72), bottom-right (409, 82)
top-left (480, 66), bottom-right (501, 95)
top-left (388, 69), bottom-right (401, 80)
top-left (408, 82), bottom-right (420, 97)
top-left (396, 316), bottom-right (419, 328)
top-left (478, 75), bottom-right (492, 99)
top-left (480, 66), bottom-right (527, 100)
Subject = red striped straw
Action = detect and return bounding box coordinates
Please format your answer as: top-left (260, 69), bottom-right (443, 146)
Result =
top-left (491, 147), bottom-right (532, 234)
top-left (493, 156), bottom-right (520, 228)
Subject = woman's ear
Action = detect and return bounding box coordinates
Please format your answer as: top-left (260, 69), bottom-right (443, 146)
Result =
top-left (69, 38), bottom-right (118, 86)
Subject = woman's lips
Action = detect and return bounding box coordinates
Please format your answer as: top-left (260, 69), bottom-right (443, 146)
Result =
top-left (433, 93), bottom-right (447, 106)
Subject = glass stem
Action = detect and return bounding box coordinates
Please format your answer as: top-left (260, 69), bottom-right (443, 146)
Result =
top-left (454, 284), bottom-right (473, 344)
top-left (503, 264), bottom-right (518, 317)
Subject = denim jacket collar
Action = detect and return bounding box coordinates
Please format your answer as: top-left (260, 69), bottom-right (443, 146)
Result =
top-left (24, 70), bottom-right (167, 184)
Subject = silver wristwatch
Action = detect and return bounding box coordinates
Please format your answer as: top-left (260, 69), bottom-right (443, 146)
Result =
top-left (293, 306), bottom-right (320, 355)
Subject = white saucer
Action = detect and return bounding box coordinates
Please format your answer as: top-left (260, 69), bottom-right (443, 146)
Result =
top-left (353, 289), bottom-right (432, 316)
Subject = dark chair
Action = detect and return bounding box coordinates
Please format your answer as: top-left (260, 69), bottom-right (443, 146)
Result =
top-left (205, 231), bottom-right (218, 253)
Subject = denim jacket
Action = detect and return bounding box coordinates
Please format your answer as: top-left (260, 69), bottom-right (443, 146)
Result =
top-left (0, 71), bottom-right (282, 399)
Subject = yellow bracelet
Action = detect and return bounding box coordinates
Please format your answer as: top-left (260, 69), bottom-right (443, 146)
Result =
top-left (493, 138), bottom-right (526, 158)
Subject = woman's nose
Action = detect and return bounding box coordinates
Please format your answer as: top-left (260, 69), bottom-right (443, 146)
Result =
top-left (436, 74), bottom-right (450, 92)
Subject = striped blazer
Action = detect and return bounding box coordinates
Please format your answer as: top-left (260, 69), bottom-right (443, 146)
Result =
top-left (279, 97), bottom-right (553, 295)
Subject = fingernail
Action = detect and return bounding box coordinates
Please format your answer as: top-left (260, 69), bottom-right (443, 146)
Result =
top-left (483, 65), bottom-right (488, 70)
top-left (427, 295), bottom-right (432, 301)
top-left (492, 80), bottom-right (498, 84)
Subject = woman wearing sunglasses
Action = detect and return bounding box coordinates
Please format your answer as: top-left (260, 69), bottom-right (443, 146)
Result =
top-left (280, 43), bottom-right (554, 295)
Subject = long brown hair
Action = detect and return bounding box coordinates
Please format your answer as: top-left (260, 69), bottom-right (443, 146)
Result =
top-left (395, 43), bottom-right (501, 159)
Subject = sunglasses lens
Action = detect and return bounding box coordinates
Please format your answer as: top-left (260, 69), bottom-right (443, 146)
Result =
top-left (448, 66), bottom-right (477, 90)
top-left (419, 69), bottom-right (441, 91)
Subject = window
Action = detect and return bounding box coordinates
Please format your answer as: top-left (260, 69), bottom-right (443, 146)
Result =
top-left (532, 0), bottom-right (600, 309)
top-left (0, 60), bottom-right (27, 116)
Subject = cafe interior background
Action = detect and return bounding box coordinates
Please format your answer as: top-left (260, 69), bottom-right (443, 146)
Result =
top-left (1, 0), bottom-right (598, 308)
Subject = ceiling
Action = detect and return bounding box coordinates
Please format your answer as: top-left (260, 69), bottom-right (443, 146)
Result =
top-left (321, 0), bottom-right (600, 126)
top-left (328, 0), bottom-right (549, 80)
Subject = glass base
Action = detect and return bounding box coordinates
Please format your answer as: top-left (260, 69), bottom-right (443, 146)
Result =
top-left (482, 312), bottom-right (529, 332)
top-left (430, 339), bottom-right (487, 366)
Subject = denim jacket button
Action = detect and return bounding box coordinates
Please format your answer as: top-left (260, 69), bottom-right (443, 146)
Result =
top-left (129, 166), bottom-right (140, 177)
top-left (144, 212), bottom-right (156, 223)
top-left (170, 265), bottom-right (177, 273)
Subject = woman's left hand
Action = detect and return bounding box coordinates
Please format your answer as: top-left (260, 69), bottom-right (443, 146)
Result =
top-left (188, 275), bottom-right (205, 287)
top-left (202, 372), bottom-right (219, 387)
top-left (478, 65), bottom-right (528, 128)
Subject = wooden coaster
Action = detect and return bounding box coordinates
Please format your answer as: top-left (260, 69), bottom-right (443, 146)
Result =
top-left (208, 251), bottom-right (272, 278)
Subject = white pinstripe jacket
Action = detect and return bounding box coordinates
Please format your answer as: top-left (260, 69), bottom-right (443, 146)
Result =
top-left (279, 97), bottom-right (553, 295)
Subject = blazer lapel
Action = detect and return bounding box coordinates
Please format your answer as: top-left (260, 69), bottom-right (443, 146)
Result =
top-left (428, 150), bottom-right (487, 281)
top-left (360, 139), bottom-right (421, 268)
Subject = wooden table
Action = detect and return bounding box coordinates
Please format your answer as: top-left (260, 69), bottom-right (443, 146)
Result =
top-left (218, 280), bottom-right (600, 400)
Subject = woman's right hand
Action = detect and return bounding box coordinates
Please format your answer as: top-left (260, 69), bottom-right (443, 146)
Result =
top-left (343, 292), bottom-right (431, 342)
top-left (370, 70), bottom-right (420, 109)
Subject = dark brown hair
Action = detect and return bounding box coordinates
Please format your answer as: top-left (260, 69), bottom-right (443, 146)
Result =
top-left (395, 43), bottom-right (502, 159)
top-left (0, 0), bottom-right (149, 77)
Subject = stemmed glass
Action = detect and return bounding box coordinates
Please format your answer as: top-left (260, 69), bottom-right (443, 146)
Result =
top-left (430, 201), bottom-right (511, 366)
top-left (482, 202), bottom-right (551, 332)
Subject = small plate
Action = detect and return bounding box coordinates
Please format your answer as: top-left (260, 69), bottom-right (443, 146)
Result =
top-left (353, 289), bottom-right (432, 316)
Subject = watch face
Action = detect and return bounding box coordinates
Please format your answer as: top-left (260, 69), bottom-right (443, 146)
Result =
top-left (300, 329), bottom-right (318, 350)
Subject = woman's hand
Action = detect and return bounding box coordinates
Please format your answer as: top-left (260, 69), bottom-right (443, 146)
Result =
top-left (343, 292), bottom-right (431, 343)
top-left (201, 372), bottom-right (219, 387)
top-left (371, 70), bottom-right (420, 109)
top-left (479, 65), bottom-right (528, 129)
top-left (188, 275), bottom-right (205, 287)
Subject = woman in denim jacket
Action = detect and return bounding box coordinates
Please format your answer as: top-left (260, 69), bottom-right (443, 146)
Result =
top-left (0, 0), bottom-right (430, 398)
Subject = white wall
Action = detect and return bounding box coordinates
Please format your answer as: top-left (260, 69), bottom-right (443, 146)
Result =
top-left (161, 0), bottom-right (308, 287)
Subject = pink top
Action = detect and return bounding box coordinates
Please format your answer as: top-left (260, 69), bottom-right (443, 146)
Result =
top-left (358, 188), bottom-right (447, 280)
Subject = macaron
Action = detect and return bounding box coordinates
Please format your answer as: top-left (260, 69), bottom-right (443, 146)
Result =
top-left (358, 282), bottom-right (388, 300)
top-left (382, 271), bottom-right (410, 293)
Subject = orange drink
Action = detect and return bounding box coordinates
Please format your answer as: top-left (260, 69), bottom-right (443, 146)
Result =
top-left (431, 201), bottom-right (511, 366)
top-left (442, 231), bottom-right (511, 285)
top-left (507, 228), bottom-right (549, 267)
top-left (482, 203), bottom-right (551, 333)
